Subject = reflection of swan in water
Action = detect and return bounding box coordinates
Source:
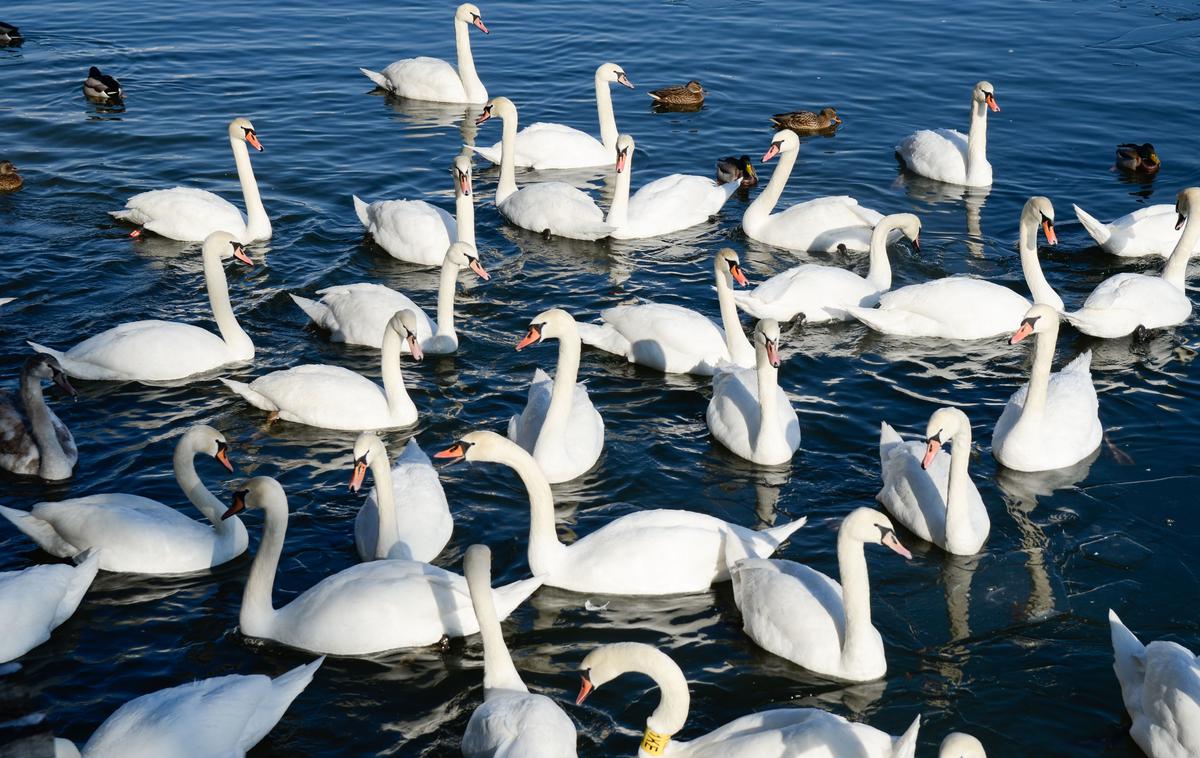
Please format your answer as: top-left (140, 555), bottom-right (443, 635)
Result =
top-left (892, 172), bottom-right (991, 257)
top-left (941, 553), bottom-right (982, 643)
top-left (367, 93), bottom-right (482, 145)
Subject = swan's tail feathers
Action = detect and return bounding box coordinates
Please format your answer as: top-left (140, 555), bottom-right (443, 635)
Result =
top-left (54, 549), bottom-right (101, 626)
top-left (1061, 350), bottom-right (1093, 376)
top-left (490, 575), bottom-right (545, 622)
top-left (879, 421), bottom-right (904, 467)
top-left (1073, 204), bottom-right (1112, 247)
top-left (359, 67), bottom-right (391, 91)
top-left (0, 504), bottom-right (77, 558)
top-left (721, 529), bottom-right (752, 573)
top-left (26, 342), bottom-right (67, 365)
top-left (289, 294), bottom-right (334, 330)
top-left (730, 290), bottom-right (771, 320)
top-left (1108, 609), bottom-right (1146, 715)
top-left (759, 516), bottom-right (808, 552)
top-left (241, 657), bottom-right (325, 751)
top-left (351, 195), bottom-right (371, 228)
top-left (219, 378), bottom-right (279, 412)
top-left (844, 306), bottom-right (934, 338)
top-left (468, 144), bottom-right (503, 165)
top-left (53, 738), bottom-right (82, 758)
top-left (108, 209), bottom-right (134, 222)
top-left (893, 715), bottom-right (922, 758)
top-left (576, 322), bottom-right (631, 359)
top-left (564, 223), bottom-right (616, 242)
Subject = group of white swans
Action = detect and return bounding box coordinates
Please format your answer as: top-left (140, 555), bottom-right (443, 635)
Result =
top-left (1, 2), bottom-right (1197, 756)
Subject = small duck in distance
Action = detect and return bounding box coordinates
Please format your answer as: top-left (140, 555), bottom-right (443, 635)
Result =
top-left (0, 22), bottom-right (22, 45)
top-left (716, 155), bottom-right (758, 187)
top-left (771, 107), bottom-right (841, 132)
top-left (0, 161), bottom-right (22, 192)
top-left (84, 66), bottom-right (123, 103)
top-left (1116, 143), bottom-right (1160, 175)
top-left (649, 79), bottom-right (704, 109)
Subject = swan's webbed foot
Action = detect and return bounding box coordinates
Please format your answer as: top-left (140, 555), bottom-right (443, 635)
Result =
top-left (836, 243), bottom-right (848, 254)
top-left (1132, 325), bottom-right (1151, 343)
top-left (541, 228), bottom-right (552, 239)
top-left (437, 635), bottom-right (450, 652)
top-left (265, 411), bottom-right (279, 425)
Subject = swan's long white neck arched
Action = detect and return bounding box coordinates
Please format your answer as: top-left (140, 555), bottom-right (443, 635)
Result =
top-left (174, 436), bottom-right (239, 536)
top-left (606, 149), bottom-right (633, 229)
top-left (541, 323), bottom-right (584, 445)
top-left (614, 646), bottom-right (692, 738)
top-left (1022, 315), bottom-right (1061, 426)
top-left (495, 106), bottom-right (520, 204)
top-left (231, 135), bottom-right (270, 241)
top-left (865, 217), bottom-right (900, 292)
top-left (367, 437), bottom-right (398, 559)
top-left (203, 245), bottom-right (254, 360)
top-left (1162, 206), bottom-right (1200, 291)
top-left (836, 529), bottom-right (877, 668)
top-left (964, 98), bottom-right (990, 187)
top-left (434, 258), bottom-right (465, 343)
top-left (715, 259), bottom-right (754, 360)
top-left (594, 70), bottom-right (620, 153)
top-left (752, 342), bottom-right (787, 458)
top-left (465, 548), bottom-right (527, 694)
top-left (742, 142), bottom-right (797, 233)
top-left (22, 370), bottom-right (72, 479)
top-left (943, 421), bottom-right (974, 549)
top-left (454, 17), bottom-right (487, 103)
top-left (380, 323), bottom-right (416, 421)
top-left (478, 441), bottom-right (567, 575)
top-left (1019, 210), bottom-right (1062, 311)
top-left (239, 489), bottom-right (289, 635)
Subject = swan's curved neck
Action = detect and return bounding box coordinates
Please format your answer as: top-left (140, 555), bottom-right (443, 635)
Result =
top-left (496, 109), bottom-right (519, 204)
top-left (543, 330), bottom-right (582, 439)
top-left (465, 558), bottom-right (527, 694)
top-left (174, 440), bottom-right (235, 535)
top-left (865, 220), bottom-right (896, 292)
top-left (483, 443), bottom-right (566, 575)
top-left (944, 424), bottom-right (973, 546)
top-left (454, 19), bottom-right (486, 103)
top-left (435, 260), bottom-right (461, 339)
top-left (715, 263), bottom-right (753, 360)
top-left (835, 531), bottom-right (875, 665)
top-left (631, 649), bottom-right (690, 739)
top-left (379, 326), bottom-right (415, 421)
top-left (595, 73), bottom-right (619, 151)
top-left (743, 147), bottom-right (796, 230)
top-left (1019, 214), bottom-right (1063, 310)
top-left (241, 499), bottom-right (286, 634)
top-left (231, 138), bottom-right (270, 240)
top-left (368, 439), bottom-right (397, 559)
top-left (1162, 210), bottom-right (1200, 290)
top-left (606, 152), bottom-right (632, 229)
top-left (455, 176), bottom-right (476, 247)
top-left (21, 373), bottom-right (71, 479)
top-left (753, 347), bottom-right (785, 455)
top-left (1023, 318), bottom-right (1060, 423)
top-left (965, 99), bottom-right (989, 185)
top-left (203, 251), bottom-right (253, 358)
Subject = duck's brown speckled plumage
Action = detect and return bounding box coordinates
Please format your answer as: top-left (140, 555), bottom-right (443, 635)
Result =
top-left (1116, 143), bottom-right (1160, 175)
top-left (771, 107), bottom-right (840, 132)
top-left (0, 161), bottom-right (22, 192)
top-left (649, 80), bottom-right (705, 106)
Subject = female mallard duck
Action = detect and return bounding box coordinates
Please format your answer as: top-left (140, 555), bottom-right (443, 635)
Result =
top-left (83, 66), bottom-right (123, 103)
top-left (649, 80), bottom-right (704, 106)
top-left (1116, 143), bottom-right (1160, 175)
top-left (0, 22), bottom-right (21, 45)
top-left (716, 155), bottom-right (758, 187)
top-left (0, 354), bottom-right (78, 481)
top-left (770, 107), bottom-right (840, 132)
top-left (0, 161), bottom-right (21, 192)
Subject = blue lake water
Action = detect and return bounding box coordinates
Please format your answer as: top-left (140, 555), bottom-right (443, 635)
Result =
top-left (2, 0), bottom-right (1200, 754)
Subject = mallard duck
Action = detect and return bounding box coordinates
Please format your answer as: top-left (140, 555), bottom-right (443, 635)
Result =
top-left (0, 22), bottom-right (22, 45)
top-left (83, 66), bottom-right (123, 103)
top-left (716, 155), bottom-right (758, 187)
top-left (649, 80), bottom-right (704, 106)
top-left (771, 106), bottom-right (840, 132)
top-left (1116, 143), bottom-right (1160, 175)
top-left (0, 161), bottom-right (21, 192)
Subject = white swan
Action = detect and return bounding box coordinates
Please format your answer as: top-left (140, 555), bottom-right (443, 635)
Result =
top-left (434, 432), bottom-right (807, 595)
top-left (475, 97), bottom-right (613, 240)
top-left (575, 642), bottom-right (922, 757)
top-left (1075, 200), bottom-right (1200, 259)
top-left (728, 507), bottom-right (911, 681)
top-left (846, 196), bottom-right (1062, 340)
top-left (743, 129), bottom-right (884, 252)
top-left (576, 248), bottom-right (755, 375)
top-left (992, 304), bottom-right (1101, 473)
top-left (0, 549), bottom-right (98, 664)
top-left (54, 657), bottom-right (322, 758)
top-left (109, 118), bottom-right (270, 243)
top-left (733, 213), bottom-right (921, 323)
top-left (878, 407), bottom-right (989, 555)
top-left (896, 81), bottom-right (998, 187)
top-left (0, 354), bottom-right (77, 481)
top-left (940, 733), bottom-right (988, 758)
top-left (350, 432), bottom-right (451, 563)
top-left (1066, 187), bottom-right (1199, 338)
top-left (1109, 609), bottom-right (1200, 758)
top-left (508, 309), bottom-right (605, 484)
top-left (351, 153), bottom-right (476, 266)
top-left (222, 310), bottom-right (421, 431)
top-left (461, 544), bottom-right (578, 757)
top-left (605, 134), bottom-right (739, 239)
top-left (222, 476), bottom-right (542, 656)
top-left (706, 319), bottom-right (800, 465)
top-left (28, 232), bottom-right (255, 381)
top-left (359, 3), bottom-right (489, 104)
top-left (0, 297), bottom-right (14, 307)
top-left (472, 63), bottom-right (633, 169)
top-left (290, 241), bottom-right (488, 353)
top-left (0, 425), bottom-right (248, 574)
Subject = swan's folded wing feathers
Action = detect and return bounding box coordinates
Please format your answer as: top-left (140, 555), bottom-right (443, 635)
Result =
top-left (509, 368), bottom-right (553, 449)
top-left (377, 57), bottom-right (468, 102)
top-left (626, 174), bottom-right (727, 227)
top-left (0, 394), bottom-right (36, 472)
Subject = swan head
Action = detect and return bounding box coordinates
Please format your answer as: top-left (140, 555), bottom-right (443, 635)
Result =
top-left (227, 117), bottom-right (263, 151)
top-left (475, 96), bottom-right (515, 126)
top-left (222, 475), bottom-right (285, 520)
top-left (182, 425), bottom-right (234, 473)
top-left (842, 508), bottom-right (912, 559)
top-left (939, 732), bottom-right (987, 758)
top-left (882, 213), bottom-right (922, 251)
top-left (715, 248), bottom-right (749, 287)
top-left (1021, 197), bottom-right (1057, 246)
top-left (922, 407), bottom-right (970, 470)
top-left (445, 241), bottom-right (488, 280)
top-left (1175, 187), bottom-right (1200, 230)
top-left (973, 81), bottom-right (999, 113)
top-left (762, 128), bottom-right (799, 162)
top-left (433, 429), bottom-right (511, 466)
top-left (25, 353), bottom-right (76, 398)
top-left (452, 153), bottom-right (473, 197)
top-left (615, 134), bottom-right (634, 173)
top-left (202, 230), bottom-right (253, 266)
top-left (455, 3), bottom-right (488, 33)
top-left (597, 62), bottom-right (634, 89)
top-left (1009, 303), bottom-right (1059, 345)
top-left (349, 432), bottom-right (386, 492)
top-left (515, 308), bottom-right (577, 351)
top-left (755, 319), bottom-right (782, 367)
top-left (388, 310), bottom-right (424, 360)
top-left (576, 643), bottom-right (690, 737)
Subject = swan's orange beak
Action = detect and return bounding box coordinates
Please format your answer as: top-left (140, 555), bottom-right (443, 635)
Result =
top-left (985, 93), bottom-right (999, 112)
top-left (232, 243), bottom-right (254, 266)
top-left (472, 16), bottom-right (489, 33)
top-left (1010, 321), bottom-right (1034, 345)
top-left (433, 442), bottom-right (469, 465)
top-left (515, 325), bottom-right (541, 351)
top-left (575, 674), bottom-right (594, 705)
top-left (475, 106), bottom-right (493, 126)
top-left (765, 339), bottom-right (781, 368)
top-left (469, 258), bottom-right (490, 281)
top-left (616, 148), bottom-right (628, 173)
top-left (350, 457), bottom-right (368, 492)
top-left (729, 262), bottom-right (748, 287)
top-left (921, 439), bottom-right (941, 470)
top-left (222, 489), bottom-right (248, 520)
top-left (407, 334), bottom-right (424, 361)
top-left (215, 443), bottom-right (234, 473)
top-left (762, 141), bottom-right (782, 163)
top-left (245, 131), bottom-right (263, 151)
top-left (1042, 220), bottom-right (1057, 246)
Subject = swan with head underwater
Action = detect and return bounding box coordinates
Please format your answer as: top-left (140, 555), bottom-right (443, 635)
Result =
top-left (742, 128), bottom-right (885, 252)
top-left (0, 354), bottom-right (77, 481)
top-left (475, 97), bottom-right (614, 240)
top-left (575, 642), bottom-right (934, 757)
top-left (290, 241), bottom-right (489, 353)
top-left (896, 81), bottom-right (999, 187)
top-left (472, 62), bottom-right (634, 169)
top-left (28, 231), bottom-right (255, 382)
top-left (359, 3), bottom-right (489, 104)
top-left (1065, 187), bottom-right (1200, 338)
top-left (845, 196), bottom-right (1063, 340)
top-left (435, 431), bottom-right (806, 594)
top-left (109, 118), bottom-right (270, 243)
top-left (576, 248), bottom-right (755, 375)
top-left (221, 475), bottom-right (542, 656)
top-left (733, 213), bottom-right (921, 323)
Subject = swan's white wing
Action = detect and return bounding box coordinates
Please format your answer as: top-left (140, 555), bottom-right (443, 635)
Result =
top-left (499, 182), bottom-right (612, 241)
top-left (508, 368), bottom-right (553, 450)
top-left (616, 174), bottom-right (732, 238)
top-left (35, 321), bottom-right (235, 381)
top-left (360, 199), bottom-right (454, 266)
top-left (1135, 641), bottom-right (1200, 757)
top-left (230, 365), bottom-right (393, 430)
top-left (111, 187), bottom-right (247, 242)
top-left (897, 128), bottom-right (968, 185)
top-left (857, 277), bottom-right (1029, 339)
top-left (373, 57), bottom-right (471, 103)
top-left (1081, 273), bottom-right (1168, 312)
top-left (502, 121), bottom-right (609, 169)
top-left (757, 196), bottom-right (882, 252)
top-left (0, 556), bottom-right (98, 664)
top-left (600, 303), bottom-right (729, 374)
top-left (315, 282), bottom-right (435, 349)
top-left (736, 264), bottom-right (874, 322)
top-left (462, 691), bottom-right (578, 757)
top-left (369, 440), bottom-right (452, 563)
top-left (682, 708), bottom-right (899, 758)
top-left (707, 365), bottom-right (756, 461)
top-left (878, 430), bottom-right (948, 545)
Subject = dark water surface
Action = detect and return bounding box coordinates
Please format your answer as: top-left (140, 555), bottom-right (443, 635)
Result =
top-left (2, 0), bottom-right (1200, 754)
